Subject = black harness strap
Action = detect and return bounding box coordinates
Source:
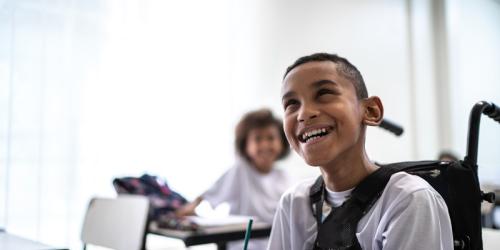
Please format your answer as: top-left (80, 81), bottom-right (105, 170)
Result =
top-left (310, 175), bottom-right (325, 225)
top-left (309, 167), bottom-right (398, 250)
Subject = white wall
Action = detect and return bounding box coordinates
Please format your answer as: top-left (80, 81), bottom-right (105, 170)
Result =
top-left (0, 0), bottom-right (11, 228)
top-left (0, 0), bottom-right (108, 244)
top-left (446, 0), bottom-right (500, 185)
top-left (0, 0), bottom-right (499, 249)
top-left (0, 0), bottom-right (274, 247)
top-left (407, 0), bottom-right (442, 161)
top-left (257, 0), bottom-right (420, 176)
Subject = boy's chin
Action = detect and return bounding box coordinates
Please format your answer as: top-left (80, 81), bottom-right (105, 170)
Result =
top-left (302, 154), bottom-right (332, 167)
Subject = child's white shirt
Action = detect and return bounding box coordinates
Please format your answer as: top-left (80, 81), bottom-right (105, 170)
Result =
top-left (267, 172), bottom-right (454, 250)
top-left (202, 158), bottom-right (291, 250)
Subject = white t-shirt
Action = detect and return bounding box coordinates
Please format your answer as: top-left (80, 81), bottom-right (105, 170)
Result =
top-left (203, 159), bottom-right (291, 250)
top-left (326, 186), bottom-right (354, 207)
top-left (267, 172), bottom-right (454, 250)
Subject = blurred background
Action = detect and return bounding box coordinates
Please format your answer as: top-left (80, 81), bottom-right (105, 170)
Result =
top-left (0, 0), bottom-right (499, 249)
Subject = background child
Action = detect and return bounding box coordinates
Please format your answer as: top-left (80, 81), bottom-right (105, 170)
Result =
top-left (268, 53), bottom-right (453, 250)
top-left (176, 108), bottom-right (291, 250)
top-left (438, 150), bottom-right (459, 162)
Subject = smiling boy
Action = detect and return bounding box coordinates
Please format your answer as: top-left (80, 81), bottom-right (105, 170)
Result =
top-left (267, 53), bottom-right (453, 250)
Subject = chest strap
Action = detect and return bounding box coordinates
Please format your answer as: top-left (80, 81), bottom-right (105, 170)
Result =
top-left (310, 167), bottom-right (398, 250)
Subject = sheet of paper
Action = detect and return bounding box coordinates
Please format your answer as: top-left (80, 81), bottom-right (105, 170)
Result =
top-left (186, 215), bottom-right (253, 227)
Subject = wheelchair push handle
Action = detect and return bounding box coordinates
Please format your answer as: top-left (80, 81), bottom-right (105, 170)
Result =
top-left (484, 102), bottom-right (500, 123)
top-left (464, 101), bottom-right (500, 168)
top-left (379, 119), bottom-right (404, 136)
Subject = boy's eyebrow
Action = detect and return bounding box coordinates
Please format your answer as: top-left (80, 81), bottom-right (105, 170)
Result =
top-left (312, 79), bottom-right (338, 88)
top-left (281, 91), bottom-right (295, 102)
top-left (282, 79), bottom-right (338, 101)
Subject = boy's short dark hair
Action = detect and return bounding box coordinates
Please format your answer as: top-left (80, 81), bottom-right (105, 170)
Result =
top-left (235, 108), bottom-right (290, 162)
top-left (284, 53), bottom-right (368, 99)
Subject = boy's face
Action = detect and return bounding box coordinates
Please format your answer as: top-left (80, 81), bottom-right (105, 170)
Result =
top-left (281, 61), bottom-right (365, 167)
top-left (245, 125), bottom-right (283, 173)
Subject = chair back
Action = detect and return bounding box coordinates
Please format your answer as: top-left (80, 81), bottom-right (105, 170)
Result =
top-left (81, 195), bottom-right (150, 250)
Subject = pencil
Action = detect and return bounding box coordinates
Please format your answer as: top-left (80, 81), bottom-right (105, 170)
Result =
top-left (243, 218), bottom-right (253, 250)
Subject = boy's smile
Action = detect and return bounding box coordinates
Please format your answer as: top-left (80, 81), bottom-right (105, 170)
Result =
top-left (298, 125), bottom-right (335, 144)
top-left (281, 61), bottom-right (365, 167)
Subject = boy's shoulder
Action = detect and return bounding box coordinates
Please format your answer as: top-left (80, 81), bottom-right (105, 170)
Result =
top-left (279, 171), bottom-right (440, 207)
top-left (278, 177), bottom-right (318, 207)
top-left (384, 171), bottom-right (437, 195)
top-left (380, 171), bottom-right (445, 205)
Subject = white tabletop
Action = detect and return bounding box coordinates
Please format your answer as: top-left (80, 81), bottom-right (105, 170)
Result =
top-left (483, 228), bottom-right (500, 250)
top-left (0, 231), bottom-right (67, 250)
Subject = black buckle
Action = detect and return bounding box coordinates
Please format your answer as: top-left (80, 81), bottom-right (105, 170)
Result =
top-left (453, 235), bottom-right (471, 250)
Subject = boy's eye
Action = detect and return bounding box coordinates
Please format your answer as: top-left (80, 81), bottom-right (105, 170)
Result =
top-left (283, 99), bottom-right (299, 110)
top-left (316, 88), bottom-right (338, 97)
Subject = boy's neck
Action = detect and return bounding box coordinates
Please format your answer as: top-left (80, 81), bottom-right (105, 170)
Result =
top-left (320, 146), bottom-right (378, 192)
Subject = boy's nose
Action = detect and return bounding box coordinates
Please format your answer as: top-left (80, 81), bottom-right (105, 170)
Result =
top-left (298, 105), bottom-right (319, 122)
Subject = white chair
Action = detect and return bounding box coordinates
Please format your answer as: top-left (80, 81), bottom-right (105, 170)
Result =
top-left (81, 195), bottom-right (150, 250)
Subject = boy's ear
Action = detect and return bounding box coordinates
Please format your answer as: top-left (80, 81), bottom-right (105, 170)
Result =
top-left (362, 96), bottom-right (384, 126)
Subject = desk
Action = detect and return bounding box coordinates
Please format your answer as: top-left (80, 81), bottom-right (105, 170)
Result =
top-left (0, 231), bottom-right (68, 250)
top-left (149, 222), bottom-right (272, 250)
top-left (483, 228), bottom-right (500, 250)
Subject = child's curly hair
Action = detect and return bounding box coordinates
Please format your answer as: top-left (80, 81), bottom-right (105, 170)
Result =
top-left (235, 109), bottom-right (290, 162)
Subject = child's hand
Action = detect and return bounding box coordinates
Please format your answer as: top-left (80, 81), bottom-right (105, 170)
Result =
top-left (175, 197), bottom-right (202, 217)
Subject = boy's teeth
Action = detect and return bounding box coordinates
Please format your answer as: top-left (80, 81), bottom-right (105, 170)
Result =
top-left (302, 128), bottom-right (328, 141)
